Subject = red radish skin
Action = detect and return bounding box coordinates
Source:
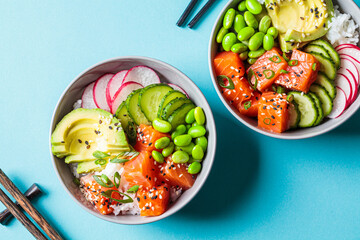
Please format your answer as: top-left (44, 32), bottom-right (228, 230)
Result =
top-left (338, 67), bottom-right (357, 103)
top-left (106, 70), bottom-right (128, 108)
top-left (338, 47), bottom-right (360, 65)
top-left (122, 66), bottom-right (160, 86)
top-left (81, 82), bottom-right (97, 109)
top-left (336, 73), bottom-right (353, 107)
top-left (328, 87), bottom-right (348, 118)
top-left (340, 57), bottom-right (360, 86)
top-left (111, 81), bottom-right (143, 114)
top-left (336, 44), bottom-right (360, 51)
top-left (93, 74), bottom-right (114, 112)
top-left (168, 83), bottom-right (189, 97)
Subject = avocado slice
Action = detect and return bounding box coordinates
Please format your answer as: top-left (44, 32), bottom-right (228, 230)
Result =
top-left (76, 160), bottom-right (108, 174)
top-left (51, 108), bottom-right (129, 160)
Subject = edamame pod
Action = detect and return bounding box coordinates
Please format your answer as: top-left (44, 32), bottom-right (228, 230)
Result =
top-left (239, 51), bottom-right (249, 61)
top-left (188, 126), bottom-right (206, 138)
top-left (154, 137), bottom-right (170, 149)
top-left (263, 34), bottom-right (275, 51)
top-left (267, 27), bottom-right (278, 39)
top-left (216, 27), bottom-right (228, 44)
top-left (195, 136), bottom-right (208, 151)
top-left (171, 124), bottom-right (186, 139)
top-left (185, 109), bottom-right (195, 124)
top-left (259, 15), bottom-right (272, 33)
top-left (175, 142), bottom-right (195, 155)
top-left (152, 118), bottom-right (172, 133)
top-left (244, 11), bottom-right (258, 29)
top-left (249, 32), bottom-right (265, 51)
top-left (188, 162), bottom-right (202, 174)
top-left (238, 1), bottom-right (247, 11)
top-left (234, 14), bottom-right (246, 33)
top-left (174, 134), bottom-right (192, 147)
top-left (172, 150), bottom-right (190, 164)
top-left (222, 32), bottom-right (237, 51)
top-left (152, 150), bottom-right (164, 164)
top-left (194, 107), bottom-right (206, 125)
top-left (162, 142), bottom-right (175, 157)
top-left (248, 48), bottom-right (266, 58)
top-left (245, 0), bottom-right (263, 15)
top-left (237, 27), bottom-right (255, 41)
top-left (231, 43), bottom-right (248, 53)
top-left (192, 145), bottom-right (204, 160)
top-left (223, 8), bottom-right (236, 30)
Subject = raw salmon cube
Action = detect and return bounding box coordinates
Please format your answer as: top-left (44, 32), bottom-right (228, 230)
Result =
top-left (137, 184), bottom-right (170, 216)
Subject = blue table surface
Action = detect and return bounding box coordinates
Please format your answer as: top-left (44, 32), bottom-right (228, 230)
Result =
top-left (1, 1), bottom-right (360, 239)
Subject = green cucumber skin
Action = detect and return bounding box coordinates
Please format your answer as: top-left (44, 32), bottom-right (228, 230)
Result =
top-left (310, 39), bottom-right (340, 69)
top-left (314, 72), bottom-right (337, 99)
top-left (288, 91), bottom-right (318, 128)
top-left (126, 89), bottom-right (151, 126)
top-left (310, 84), bottom-right (333, 116)
top-left (304, 44), bottom-right (331, 59)
top-left (161, 98), bottom-right (192, 120)
top-left (289, 101), bottom-right (301, 129)
top-left (158, 90), bottom-right (187, 118)
top-left (167, 103), bottom-right (196, 130)
top-left (308, 92), bottom-right (324, 126)
top-left (308, 52), bottom-right (336, 80)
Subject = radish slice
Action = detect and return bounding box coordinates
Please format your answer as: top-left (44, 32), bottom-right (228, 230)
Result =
top-left (340, 57), bottom-right (359, 86)
top-left (338, 47), bottom-right (360, 65)
top-left (111, 81), bottom-right (143, 114)
top-left (328, 87), bottom-right (348, 118)
top-left (106, 70), bottom-right (128, 108)
top-left (336, 44), bottom-right (360, 51)
top-left (122, 66), bottom-right (160, 86)
top-left (335, 73), bottom-right (353, 107)
top-left (81, 82), bottom-right (97, 109)
top-left (93, 73), bottom-right (114, 112)
top-left (337, 67), bottom-right (357, 103)
top-left (168, 83), bottom-right (189, 97)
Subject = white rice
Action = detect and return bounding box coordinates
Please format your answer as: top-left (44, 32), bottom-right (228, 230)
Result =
top-left (73, 99), bottom-right (82, 109)
top-left (326, 5), bottom-right (359, 47)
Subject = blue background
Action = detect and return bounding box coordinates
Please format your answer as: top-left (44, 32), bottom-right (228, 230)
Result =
top-left (1, 0), bottom-right (360, 239)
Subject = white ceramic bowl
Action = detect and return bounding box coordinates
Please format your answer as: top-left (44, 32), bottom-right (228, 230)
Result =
top-left (209, 0), bottom-right (360, 139)
top-left (49, 56), bottom-right (216, 224)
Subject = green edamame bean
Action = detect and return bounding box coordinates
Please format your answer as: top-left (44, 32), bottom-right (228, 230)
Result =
top-left (234, 14), bottom-right (246, 33)
top-left (249, 32), bottom-right (265, 51)
top-left (238, 1), bottom-right (247, 11)
top-left (194, 107), bottom-right (206, 125)
top-left (152, 150), bottom-right (164, 164)
top-left (244, 11), bottom-right (258, 29)
top-left (239, 51), bottom-right (249, 61)
top-left (154, 137), bottom-right (170, 149)
top-left (237, 27), bottom-right (255, 41)
top-left (247, 57), bottom-right (258, 65)
top-left (171, 124), bottom-right (186, 139)
top-left (152, 118), bottom-right (172, 133)
top-left (259, 15), bottom-right (272, 33)
top-left (188, 162), bottom-right (202, 174)
top-left (175, 142), bottom-right (195, 155)
top-left (216, 27), bottom-right (229, 44)
top-left (223, 8), bottom-right (236, 30)
top-left (188, 126), bottom-right (206, 138)
top-left (267, 27), bottom-right (278, 39)
top-left (241, 40), bottom-right (249, 46)
top-left (245, 0), bottom-right (263, 15)
top-left (248, 48), bottom-right (266, 58)
top-left (162, 142), bottom-right (174, 157)
top-left (231, 43), bottom-right (248, 53)
top-left (188, 157), bottom-right (202, 164)
top-left (174, 134), bottom-right (192, 147)
top-left (186, 124), bottom-right (191, 131)
top-left (172, 150), bottom-right (190, 164)
top-left (192, 122), bottom-right (203, 127)
top-left (192, 145), bottom-right (204, 160)
top-left (263, 34), bottom-right (275, 51)
top-left (222, 32), bottom-right (237, 51)
top-left (195, 136), bottom-right (208, 151)
top-left (185, 109), bottom-right (195, 124)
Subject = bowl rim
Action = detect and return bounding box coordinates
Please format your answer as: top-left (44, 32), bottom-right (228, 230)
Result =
top-left (208, 0), bottom-right (360, 140)
top-left (49, 56), bottom-right (217, 224)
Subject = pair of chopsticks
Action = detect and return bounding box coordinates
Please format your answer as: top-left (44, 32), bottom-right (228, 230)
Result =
top-left (0, 169), bottom-right (62, 240)
top-left (177, 0), bottom-right (216, 28)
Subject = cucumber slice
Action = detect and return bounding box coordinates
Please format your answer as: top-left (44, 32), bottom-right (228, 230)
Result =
top-left (288, 102), bottom-right (300, 129)
top-left (139, 84), bottom-right (173, 122)
top-left (310, 84), bottom-right (333, 116)
top-left (167, 103), bottom-right (196, 130)
top-left (158, 90), bottom-right (187, 117)
top-left (308, 92), bottom-right (324, 126)
top-left (309, 52), bottom-right (337, 80)
top-left (126, 89), bottom-right (151, 125)
top-left (310, 39), bottom-right (340, 69)
top-left (288, 91), bottom-right (318, 128)
top-left (314, 72), bottom-right (336, 99)
top-left (161, 98), bottom-right (193, 120)
top-left (304, 44), bottom-right (331, 59)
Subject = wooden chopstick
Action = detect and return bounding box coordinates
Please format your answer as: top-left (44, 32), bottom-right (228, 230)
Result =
top-left (0, 188), bottom-right (47, 240)
top-left (176, 0), bottom-right (199, 27)
top-left (188, 0), bottom-right (216, 29)
top-left (0, 169), bottom-right (63, 240)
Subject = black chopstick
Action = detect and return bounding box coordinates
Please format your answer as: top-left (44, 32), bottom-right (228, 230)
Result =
top-left (176, 0), bottom-right (199, 27)
top-left (188, 0), bottom-right (216, 29)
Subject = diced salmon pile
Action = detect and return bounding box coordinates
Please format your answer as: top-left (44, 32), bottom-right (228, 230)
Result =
top-left (213, 48), bottom-right (320, 133)
top-left (137, 184), bottom-right (170, 216)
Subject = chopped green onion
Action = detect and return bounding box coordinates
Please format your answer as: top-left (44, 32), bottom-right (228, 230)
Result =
top-left (73, 178), bottom-right (80, 186)
top-left (286, 94), bottom-right (294, 102)
top-left (114, 172), bottom-right (121, 188)
top-left (117, 151), bottom-right (139, 160)
top-left (263, 69), bottom-right (275, 79)
top-left (110, 158), bottom-right (130, 164)
top-left (280, 69), bottom-right (289, 74)
top-left (263, 118), bottom-right (271, 125)
top-left (289, 60), bottom-right (299, 66)
top-left (272, 85), bottom-right (277, 92)
top-left (94, 159), bottom-right (107, 166)
top-left (312, 62), bottom-right (317, 71)
top-left (247, 69), bottom-right (258, 90)
top-left (93, 151), bottom-right (110, 159)
top-left (244, 101), bottom-right (251, 110)
top-left (269, 55), bottom-right (281, 63)
top-left (127, 185), bottom-right (139, 193)
top-left (276, 86), bottom-right (286, 94)
top-left (282, 53), bottom-right (290, 62)
top-left (217, 75), bottom-right (235, 89)
top-left (101, 190), bottom-right (134, 203)
top-left (93, 174), bottom-right (114, 188)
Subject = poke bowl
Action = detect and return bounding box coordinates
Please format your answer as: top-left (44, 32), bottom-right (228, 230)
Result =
top-left (209, 0), bottom-right (360, 139)
top-left (49, 56), bottom-right (216, 224)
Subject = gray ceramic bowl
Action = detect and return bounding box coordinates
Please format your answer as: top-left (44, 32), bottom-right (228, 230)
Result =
top-left (209, 0), bottom-right (360, 139)
top-left (49, 56), bottom-right (216, 224)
